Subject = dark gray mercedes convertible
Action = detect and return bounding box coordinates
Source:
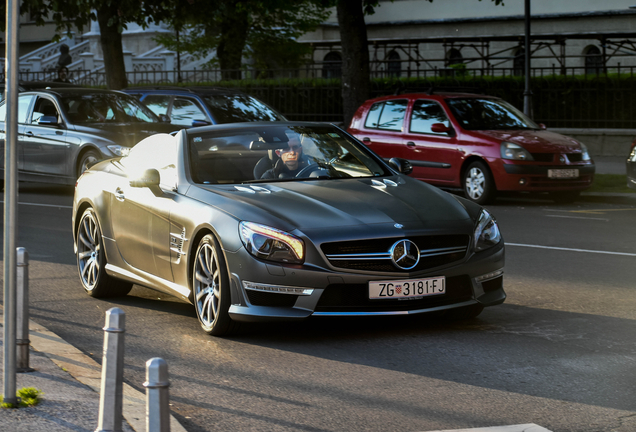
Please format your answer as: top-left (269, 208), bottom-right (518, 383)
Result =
top-left (73, 122), bottom-right (505, 335)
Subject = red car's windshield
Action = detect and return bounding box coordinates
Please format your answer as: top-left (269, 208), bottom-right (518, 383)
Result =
top-left (446, 98), bottom-right (539, 131)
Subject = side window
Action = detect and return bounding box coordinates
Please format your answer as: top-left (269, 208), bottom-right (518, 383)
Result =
top-left (410, 100), bottom-right (450, 134)
top-left (171, 98), bottom-right (208, 126)
top-left (18, 95), bottom-right (34, 123)
top-left (0, 95), bottom-right (34, 123)
top-left (31, 97), bottom-right (60, 125)
top-left (364, 100), bottom-right (408, 131)
top-left (142, 95), bottom-right (171, 117)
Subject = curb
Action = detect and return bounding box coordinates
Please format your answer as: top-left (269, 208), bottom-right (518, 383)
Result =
top-left (2, 309), bottom-right (186, 432)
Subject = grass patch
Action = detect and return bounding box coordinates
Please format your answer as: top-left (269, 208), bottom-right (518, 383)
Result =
top-left (588, 174), bottom-right (635, 194)
top-left (1, 387), bottom-right (44, 408)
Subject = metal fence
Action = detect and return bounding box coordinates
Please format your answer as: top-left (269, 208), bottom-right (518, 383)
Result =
top-left (9, 66), bottom-right (636, 128)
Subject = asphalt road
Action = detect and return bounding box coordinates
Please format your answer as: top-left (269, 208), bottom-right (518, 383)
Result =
top-left (2, 183), bottom-right (636, 432)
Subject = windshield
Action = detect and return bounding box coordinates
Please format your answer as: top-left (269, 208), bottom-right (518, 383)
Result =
top-left (62, 93), bottom-right (160, 124)
top-left (445, 98), bottom-right (539, 130)
top-left (188, 125), bottom-right (389, 184)
top-left (203, 94), bottom-right (285, 123)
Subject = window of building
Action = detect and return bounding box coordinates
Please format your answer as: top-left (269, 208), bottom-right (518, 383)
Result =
top-left (387, 50), bottom-right (401, 78)
top-left (323, 52), bottom-right (342, 79)
top-left (585, 46), bottom-right (603, 75)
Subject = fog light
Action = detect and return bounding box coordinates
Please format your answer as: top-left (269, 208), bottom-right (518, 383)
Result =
top-left (519, 178), bottom-right (527, 185)
top-left (243, 281), bottom-right (314, 296)
top-left (475, 269), bottom-right (504, 282)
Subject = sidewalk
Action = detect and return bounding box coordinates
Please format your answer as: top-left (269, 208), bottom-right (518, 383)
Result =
top-left (0, 312), bottom-right (186, 432)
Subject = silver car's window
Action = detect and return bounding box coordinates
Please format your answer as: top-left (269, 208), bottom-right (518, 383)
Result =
top-left (62, 94), bottom-right (159, 124)
top-left (171, 98), bottom-right (208, 126)
top-left (202, 94), bottom-right (284, 123)
top-left (188, 125), bottom-right (389, 184)
top-left (0, 95), bottom-right (34, 123)
top-left (31, 97), bottom-right (61, 124)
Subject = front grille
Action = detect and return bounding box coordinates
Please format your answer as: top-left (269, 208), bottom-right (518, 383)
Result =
top-left (246, 290), bottom-right (298, 307)
top-left (530, 153), bottom-right (554, 162)
top-left (315, 275), bottom-right (473, 312)
top-left (528, 175), bottom-right (593, 188)
top-left (321, 235), bottom-right (469, 273)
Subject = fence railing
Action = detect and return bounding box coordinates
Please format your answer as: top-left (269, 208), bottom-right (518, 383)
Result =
top-left (6, 66), bottom-right (636, 128)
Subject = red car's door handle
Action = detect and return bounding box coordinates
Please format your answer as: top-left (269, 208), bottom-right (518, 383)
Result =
top-left (406, 141), bottom-right (416, 147)
top-left (362, 137), bottom-right (371, 143)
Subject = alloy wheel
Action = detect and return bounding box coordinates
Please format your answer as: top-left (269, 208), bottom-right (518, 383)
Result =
top-left (194, 242), bottom-right (222, 328)
top-left (465, 167), bottom-right (486, 200)
top-left (77, 212), bottom-right (100, 290)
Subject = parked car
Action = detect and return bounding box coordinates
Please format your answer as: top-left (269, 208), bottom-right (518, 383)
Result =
top-left (73, 122), bottom-right (506, 336)
top-left (0, 88), bottom-right (177, 185)
top-left (347, 91), bottom-right (596, 204)
top-left (628, 138), bottom-right (636, 190)
top-left (124, 86), bottom-right (286, 127)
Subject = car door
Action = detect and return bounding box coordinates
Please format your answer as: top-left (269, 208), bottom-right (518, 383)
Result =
top-left (22, 95), bottom-right (69, 176)
top-left (0, 94), bottom-right (34, 172)
top-left (402, 99), bottom-right (461, 184)
top-left (109, 135), bottom-right (178, 282)
top-left (356, 99), bottom-right (409, 161)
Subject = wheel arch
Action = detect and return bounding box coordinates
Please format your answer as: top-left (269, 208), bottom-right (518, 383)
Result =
top-left (75, 145), bottom-right (103, 176)
top-left (186, 225), bottom-right (233, 300)
top-left (460, 156), bottom-right (498, 188)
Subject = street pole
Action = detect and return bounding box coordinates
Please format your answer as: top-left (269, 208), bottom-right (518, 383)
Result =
top-left (523, 0), bottom-right (533, 117)
top-left (3, 0), bottom-right (20, 406)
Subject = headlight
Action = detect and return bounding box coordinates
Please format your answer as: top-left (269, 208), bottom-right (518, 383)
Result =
top-left (107, 145), bottom-right (130, 157)
top-left (500, 141), bottom-right (533, 161)
top-left (629, 144), bottom-right (636, 162)
top-left (579, 142), bottom-right (591, 161)
top-left (240, 222), bottom-right (305, 264)
top-left (474, 209), bottom-right (502, 252)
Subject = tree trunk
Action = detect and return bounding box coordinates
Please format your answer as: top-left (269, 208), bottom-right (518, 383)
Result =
top-left (97, 3), bottom-right (127, 90)
top-left (336, 0), bottom-right (370, 126)
top-left (216, 1), bottom-right (249, 81)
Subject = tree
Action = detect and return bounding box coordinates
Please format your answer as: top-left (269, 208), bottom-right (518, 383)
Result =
top-left (328, 0), bottom-right (503, 126)
top-left (2, 0), bottom-right (171, 89)
top-left (157, 0), bottom-right (330, 80)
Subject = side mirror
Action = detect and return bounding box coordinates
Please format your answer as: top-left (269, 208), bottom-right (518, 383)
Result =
top-left (158, 114), bottom-right (171, 123)
top-left (130, 168), bottom-right (161, 193)
top-left (192, 119), bottom-right (212, 128)
top-left (538, 123), bottom-right (547, 130)
top-left (388, 157), bottom-right (413, 175)
top-left (431, 123), bottom-right (451, 134)
top-left (38, 115), bottom-right (59, 126)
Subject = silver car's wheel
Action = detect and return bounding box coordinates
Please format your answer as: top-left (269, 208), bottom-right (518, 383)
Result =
top-left (463, 161), bottom-right (496, 204)
top-left (193, 234), bottom-right (234, 336)
top-left (76, 208), bottom-right (132, 297)
top-left (77, 150), bottom-right (100, 177)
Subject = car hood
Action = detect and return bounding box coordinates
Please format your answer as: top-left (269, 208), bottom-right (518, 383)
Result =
top-left (475, 129), bottom-right (583, 153)
top-left (72, 123), bottom-right (178, 147)
top-left (191, 176), bottom-right (476, 234)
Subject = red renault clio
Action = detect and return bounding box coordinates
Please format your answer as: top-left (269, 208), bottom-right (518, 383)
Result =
top-left (347, 91), bottom-right (595, 204)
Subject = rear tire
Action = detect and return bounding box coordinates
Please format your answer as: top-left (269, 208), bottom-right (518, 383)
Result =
top-left (463, 161), bottom-right (496, 205)
top-left (192, 234), bottom-right (236, 336)
top-left (76, 208), bottom-right (132, 297)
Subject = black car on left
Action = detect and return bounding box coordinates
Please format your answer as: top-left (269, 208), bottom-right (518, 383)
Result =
top-left (0, 88), bottom-right (177, 185)
top-left (628, 138), bottom-right (636, 190)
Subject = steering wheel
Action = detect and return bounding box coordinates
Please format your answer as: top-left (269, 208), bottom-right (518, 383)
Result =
top-left (294, 163), bottom-right (323, 178)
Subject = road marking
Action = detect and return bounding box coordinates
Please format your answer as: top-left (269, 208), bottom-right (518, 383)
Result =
top-left (0, 200), bottom-right (73, 209)
top-left (544, 207), bottom-right (636, 215)
top-left (506, 243), bottom-right (636, 257)
top-left (424, 424), bottom-right (552, 432)
top-left (545, 214), bottom-right (609, 221)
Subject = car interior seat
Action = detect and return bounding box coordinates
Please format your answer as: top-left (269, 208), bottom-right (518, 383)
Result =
top-left (253, 150), bottom-right (280, 179)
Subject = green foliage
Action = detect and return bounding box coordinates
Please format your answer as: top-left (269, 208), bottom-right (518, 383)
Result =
top-left (588, 174), bottom-right (635, 194)
top-left (1, 387), bottom-right (44, 408)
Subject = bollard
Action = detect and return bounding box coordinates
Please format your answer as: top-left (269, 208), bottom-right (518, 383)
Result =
top-left (96, 308), bottom-right (125, 432)
top-left (16, 247), bottom-right (33, 373)
top-left (144, 358), bottom-right (171, 432)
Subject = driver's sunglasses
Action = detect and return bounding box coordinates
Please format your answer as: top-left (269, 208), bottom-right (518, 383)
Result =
top-left (281, 144), bottom-right (302, 153)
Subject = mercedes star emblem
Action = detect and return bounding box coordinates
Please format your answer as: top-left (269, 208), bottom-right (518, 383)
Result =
top-left (390, 239), bottom-right (420, 270)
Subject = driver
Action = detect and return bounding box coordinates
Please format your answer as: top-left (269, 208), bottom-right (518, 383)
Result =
top-left (260, 134), bottom-right (310, 179)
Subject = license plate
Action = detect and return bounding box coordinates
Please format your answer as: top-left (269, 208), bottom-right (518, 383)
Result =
top-left (369, 276), bottom-right (445, 300)
top-left (548, 169), bottom-right (579, 179)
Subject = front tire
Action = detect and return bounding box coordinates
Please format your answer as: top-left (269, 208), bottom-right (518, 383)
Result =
top-left (192, 234), bottom-right (235, 336)
top-left (77, 150), bottom-right (100, 178)
top-left (463, 161), bottom-right (496, 205)
top-left (76, 208), bottom-right (132, 297)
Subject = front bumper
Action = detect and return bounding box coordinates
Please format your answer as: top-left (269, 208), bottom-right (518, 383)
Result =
top-left (494, 161), bottom-right (595, 192)
top-left (224, 242), bottom-right (505, 323)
